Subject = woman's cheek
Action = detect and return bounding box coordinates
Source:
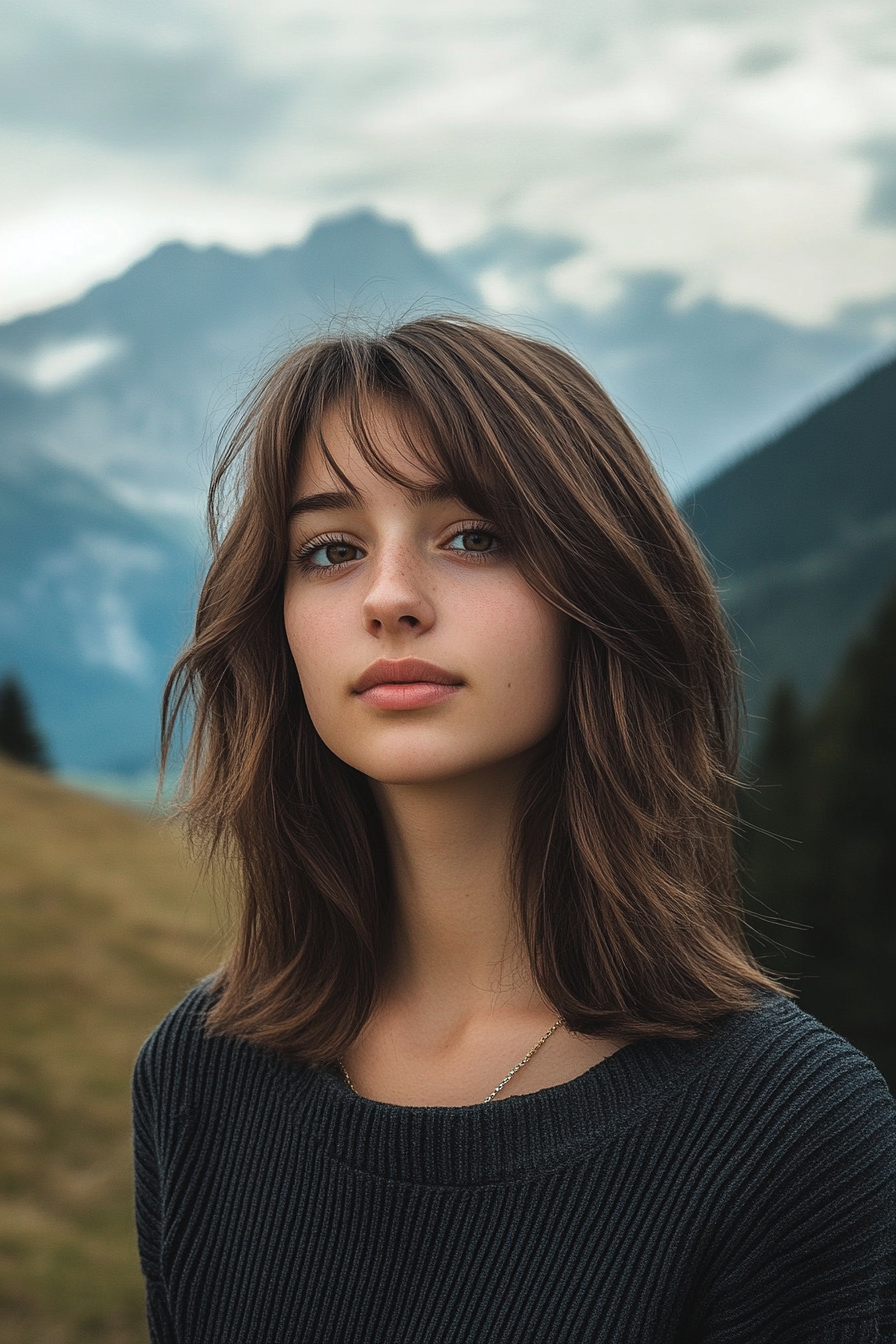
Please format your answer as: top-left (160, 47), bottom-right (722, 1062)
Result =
top-left (284, 595), bottom-right (340, 719)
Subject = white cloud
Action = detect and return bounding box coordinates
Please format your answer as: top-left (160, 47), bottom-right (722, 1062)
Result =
top-left (1, 0), bottom-right (896, 323)
top-left (1, 334), bottom-right (125, 390)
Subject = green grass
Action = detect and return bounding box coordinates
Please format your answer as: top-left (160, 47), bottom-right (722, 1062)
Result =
top-left (0, 758), bottom-right (226, 1343)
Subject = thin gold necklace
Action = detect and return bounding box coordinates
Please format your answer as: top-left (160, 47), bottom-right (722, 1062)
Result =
top-left (338, 1017), bottom-right (566, 1105)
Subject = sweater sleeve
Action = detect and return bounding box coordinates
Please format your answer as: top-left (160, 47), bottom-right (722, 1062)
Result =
top-left (132, 984), bottom-right (215, 1344)
top-left (133, 1032), bottom-right (179, 1344)
top-left (695, 1040), bottom-right (896, 1343)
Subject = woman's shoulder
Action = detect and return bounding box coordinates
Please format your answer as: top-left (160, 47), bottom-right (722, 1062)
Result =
top-left (135, 976), bottom-right (218, 1070)
top-left (711, 991), bottom-right (892, 1097)
top-left (693, 991), bottom-right (895, 1176)
top-left (132, 977), bottom-right (275, 1126)
top-left (665, 995), bottom-right (896, 1329)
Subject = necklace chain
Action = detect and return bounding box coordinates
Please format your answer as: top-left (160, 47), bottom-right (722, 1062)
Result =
top-left (338, 1017), bottom-right (566, 1106)
top-left (480, 1017), bottom-right (565, 1103)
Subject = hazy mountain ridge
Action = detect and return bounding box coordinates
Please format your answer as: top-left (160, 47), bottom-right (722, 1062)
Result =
top-left (0, 452), bottom-right (199, 771)
top-left (453, 231), bottom-right (889, 489)
top-left (1, 210), bottom-right (886, 520)
top-left (0, 212), bottom-right (477, 524)
top-left (687, 355), bottom-right (896, 711)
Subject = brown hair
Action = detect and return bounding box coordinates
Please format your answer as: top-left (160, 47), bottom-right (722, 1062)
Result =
top-left (163, 314), bottom-right (780, 1063)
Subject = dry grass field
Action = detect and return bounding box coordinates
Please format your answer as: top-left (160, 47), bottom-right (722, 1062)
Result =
top-left (0, 758), bottom-right (225, 1343)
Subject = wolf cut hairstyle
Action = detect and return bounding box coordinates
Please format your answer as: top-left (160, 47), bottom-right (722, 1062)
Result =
top-left (163, 314), bottom-right (778, 1064)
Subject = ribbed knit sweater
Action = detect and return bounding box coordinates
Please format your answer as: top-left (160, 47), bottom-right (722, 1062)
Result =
top-left (133, 985), bottom-right (896, 1343)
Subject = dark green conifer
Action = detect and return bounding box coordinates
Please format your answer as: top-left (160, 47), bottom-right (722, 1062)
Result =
top-left (797, 582), bottom-right (896, 1079)
top-left (738, 681), bottom-right (809, 975)
top-left (742, 583), bottom-right (896, 1088)
top-left (0, 673), bottom-right (50, 770)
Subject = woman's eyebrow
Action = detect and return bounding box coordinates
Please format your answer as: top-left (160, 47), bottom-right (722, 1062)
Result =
top-left (288, 490), bottom-right (358, 519)
top-left (288, 482), bottom-right (460, 519)
top-left (408, 482), bottom-right (461, 507)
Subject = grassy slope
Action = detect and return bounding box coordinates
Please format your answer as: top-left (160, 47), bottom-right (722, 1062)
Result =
top-left (0, 759), bottom-right (225, 1343)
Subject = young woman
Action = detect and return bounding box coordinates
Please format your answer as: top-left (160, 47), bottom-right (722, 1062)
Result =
top-left (134, 315), bottom-right (895, 1342)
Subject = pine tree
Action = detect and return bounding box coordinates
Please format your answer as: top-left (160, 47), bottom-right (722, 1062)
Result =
top-left (0, 673), bottom-right (50, 770)
top-left (797, 583), bottom-right (896, 1080)
top-left (742, 583), bottom-right (896, 1089)
top-left (738, 681), bottom-right (809, 977)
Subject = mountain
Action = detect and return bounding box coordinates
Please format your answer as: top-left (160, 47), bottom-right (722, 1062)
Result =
top-left (0, 210), bottom-right (476, 525)
top-left (0, 755), bottom-right (219, 1341)
top-left (0, 209), bottom-right (885, 526)
top-left (448, 229), bottom-right (888, 486)
top-left (686, 355), bottom-right (896, 716)
top-left (0, 451), bottom-right (199, 772)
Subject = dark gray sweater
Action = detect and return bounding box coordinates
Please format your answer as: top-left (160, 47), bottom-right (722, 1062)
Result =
top-left (133, 986), bottom-right (896, 1342)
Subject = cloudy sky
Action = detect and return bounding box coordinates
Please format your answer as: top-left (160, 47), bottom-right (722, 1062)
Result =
top-left (2, 0), bottom-right (896, 329)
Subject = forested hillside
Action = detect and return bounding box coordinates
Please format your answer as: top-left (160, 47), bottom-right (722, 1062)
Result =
top-left (739, 582), bottom-right (896, 1088)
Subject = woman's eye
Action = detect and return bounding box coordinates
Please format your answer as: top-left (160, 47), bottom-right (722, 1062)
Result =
top-left (446, 529), bottom-right (499, 555)
top-left (302, 540), bottom-right (363, 568)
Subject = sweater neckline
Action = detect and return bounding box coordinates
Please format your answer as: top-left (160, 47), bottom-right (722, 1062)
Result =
top-left (283, 1008), bottom-right (759, 1187)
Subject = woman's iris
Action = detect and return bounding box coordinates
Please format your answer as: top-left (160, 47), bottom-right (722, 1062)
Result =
top-left (323, 542), bottom-right (359, 565)
top-left (449, 529), bottom-right (496, 553)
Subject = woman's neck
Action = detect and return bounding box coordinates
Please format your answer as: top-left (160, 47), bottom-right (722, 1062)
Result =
top-left (346, 757), bottom-right (622, 1106)
top-left (372, 756), bottom-right (540, 1022)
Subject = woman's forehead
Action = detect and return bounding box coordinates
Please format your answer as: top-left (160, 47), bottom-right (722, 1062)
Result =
top-left (295, 400), bottom-right (448, 498)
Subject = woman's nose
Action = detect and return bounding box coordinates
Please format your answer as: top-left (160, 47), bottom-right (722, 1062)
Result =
top-left (361, 547), bottom-right (436, 638)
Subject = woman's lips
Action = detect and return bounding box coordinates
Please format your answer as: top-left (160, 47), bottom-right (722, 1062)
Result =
top-left (360, 682), bottom-right (461, 710)
top-left (353, 658), bottom-right (463, 711)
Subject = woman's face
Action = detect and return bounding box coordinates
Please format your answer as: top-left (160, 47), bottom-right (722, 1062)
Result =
top-left (283, 402), bottom-right (568, 786)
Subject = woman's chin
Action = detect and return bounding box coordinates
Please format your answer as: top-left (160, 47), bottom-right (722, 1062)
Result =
top-left (343, 744), bottom-right (507, 789)
top-left (322, 722), bottom-right (551, 789)
top-left (362, 759), bottom-right (486, 788)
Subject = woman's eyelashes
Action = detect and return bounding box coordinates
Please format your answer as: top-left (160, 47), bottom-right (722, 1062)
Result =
top-left (291, 524), bottom-right (503, 574)
top-left (442, 524), bottom-right (502, 559)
